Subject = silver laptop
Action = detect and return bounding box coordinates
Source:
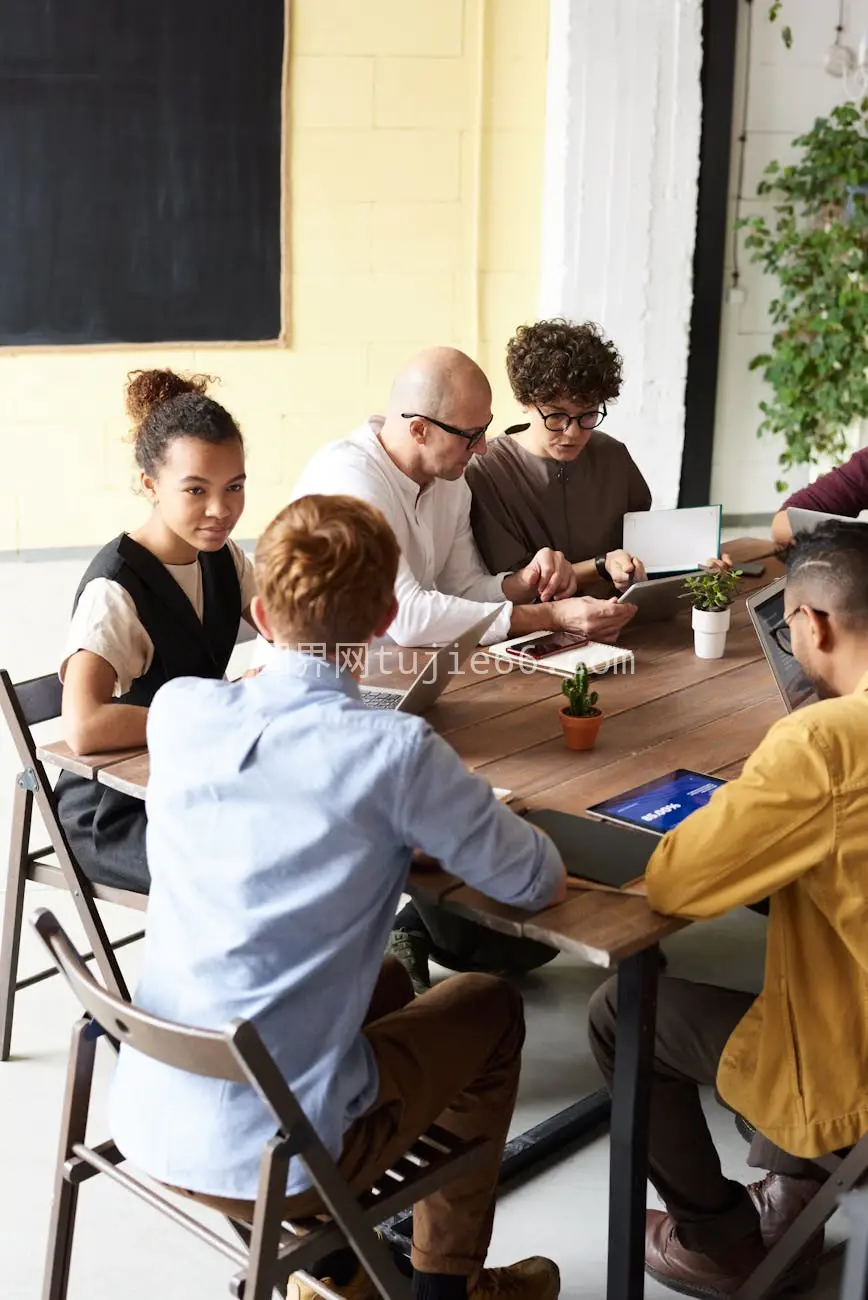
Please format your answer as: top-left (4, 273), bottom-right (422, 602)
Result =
top-left (786, 506), bottom-right (868, 535)
top-left (746, 578), bottom-right (817, 713)
top-left (359, 608), bottom-right (501, 714)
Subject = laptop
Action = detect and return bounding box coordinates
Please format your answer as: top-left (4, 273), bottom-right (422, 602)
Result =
top-left (746, 577), bottom-right (818, 713)
top-left (359, 608), bottom-right (500, 714)
top-left (786, 506), bottom-right (868, 535)
top-left (585, 769), bottom-right (727, 838)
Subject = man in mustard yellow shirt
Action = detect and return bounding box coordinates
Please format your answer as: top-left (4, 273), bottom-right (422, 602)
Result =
top-left (589, 520), bottom-right (868, 1297)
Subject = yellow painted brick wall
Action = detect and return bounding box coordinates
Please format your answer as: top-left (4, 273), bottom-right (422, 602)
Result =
top-left (2, 0), bottom-right (548, 553)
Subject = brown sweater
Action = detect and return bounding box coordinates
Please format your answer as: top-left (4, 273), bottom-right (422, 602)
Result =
top-left (466, 430), bottom-right (652, 573)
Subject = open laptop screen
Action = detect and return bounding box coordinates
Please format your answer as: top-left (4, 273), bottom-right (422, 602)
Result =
top-left (747, 580), bottom-right (817, 713)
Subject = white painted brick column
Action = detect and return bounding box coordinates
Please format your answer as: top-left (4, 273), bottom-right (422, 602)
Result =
top-left (540, 0), bottom-right (704, 508)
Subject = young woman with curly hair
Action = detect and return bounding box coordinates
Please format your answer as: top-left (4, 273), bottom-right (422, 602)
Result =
top-left (56, 368), bottom-right (256, 893)
top-left (467, 319), bottom-right (653, 592)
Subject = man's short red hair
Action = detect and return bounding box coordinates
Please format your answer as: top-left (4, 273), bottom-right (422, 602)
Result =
top-left (255, 495), bottom-right (400, 647)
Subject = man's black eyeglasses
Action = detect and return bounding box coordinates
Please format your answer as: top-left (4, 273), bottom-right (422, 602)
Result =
top-left (770, 606), bottom-right (828, 656)
top-left (536, 403), bottom-right (607, 433)
top-left (402, 412), bottom-right (492, 450)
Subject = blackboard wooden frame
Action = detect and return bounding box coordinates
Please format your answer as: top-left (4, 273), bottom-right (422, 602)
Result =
top-left (0, 0), bottom-right (286, 348)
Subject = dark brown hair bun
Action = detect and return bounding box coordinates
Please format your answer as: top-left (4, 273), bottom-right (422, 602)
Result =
top-left (125, 368), bottom-right (212, 424)
top-left (125, 368), bottom-right (243, 475)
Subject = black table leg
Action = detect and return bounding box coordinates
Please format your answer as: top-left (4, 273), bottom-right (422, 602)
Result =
top-left (606, 944), bottom-right (660, 1300)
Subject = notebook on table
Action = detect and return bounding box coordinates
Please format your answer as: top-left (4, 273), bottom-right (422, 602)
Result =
top-left (484, 631), bottom-right (633, 678)
top-left (622, 505), bottom-right (722, 576)
top-left (524, 808), bottom-right (657, 891)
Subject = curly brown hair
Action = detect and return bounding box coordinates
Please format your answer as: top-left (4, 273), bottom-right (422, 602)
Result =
top-left (506, 319), bottom-right (623, 408)
top-left (126, 368), bottom-right (243, 475)
top-left (255, 495), bottom-right (400, 647)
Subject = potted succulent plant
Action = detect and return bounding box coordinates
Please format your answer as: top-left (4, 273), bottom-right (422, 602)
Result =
top-left (683, 569), bottom-right (742, 659)
top-left (559, 663), bottom-right (603, 751)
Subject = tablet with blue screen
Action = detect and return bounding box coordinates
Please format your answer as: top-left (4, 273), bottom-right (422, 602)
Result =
top-left (586, 769), bottom-right (726, 836)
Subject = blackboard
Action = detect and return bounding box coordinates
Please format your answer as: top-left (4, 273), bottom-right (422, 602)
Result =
top-left (0, 1), bottom-right (284, 345)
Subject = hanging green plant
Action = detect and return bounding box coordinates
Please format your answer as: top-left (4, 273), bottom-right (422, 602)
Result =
top-left (767, 1), bottom-right (793, 49)
top-left (739, 98), bottom-right (868, 491)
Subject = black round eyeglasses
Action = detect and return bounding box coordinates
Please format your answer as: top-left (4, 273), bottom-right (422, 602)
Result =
top-left (535, 403), bottom-right (607, 433)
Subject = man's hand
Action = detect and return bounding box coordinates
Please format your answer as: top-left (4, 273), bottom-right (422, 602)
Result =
top-left (702, 553), bottom-right (733, 573)
top-left (509, 548), bottom-right (577, 603)
top-left (553, 595), bottom-right (638, 643)
top-left (605, 550), bottom-right (647, 591)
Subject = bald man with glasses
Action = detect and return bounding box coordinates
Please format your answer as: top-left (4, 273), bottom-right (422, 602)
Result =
top-left (291, 346), bottom-right (637, 651)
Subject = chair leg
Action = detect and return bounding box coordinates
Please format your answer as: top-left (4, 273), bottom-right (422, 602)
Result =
top-left (244, 1140), bottom-right (295, 1300)
top-left (38, 790), bottom-right (130, 1002)
top-left (734, 1139), bottom-right (868, 1300)
top-left (0, 782), bottom-right (33, 1060)
top-left (302, 1145), bottom-right (411, 1300)
top-left (42, 1018), bottom-right (99, 1300)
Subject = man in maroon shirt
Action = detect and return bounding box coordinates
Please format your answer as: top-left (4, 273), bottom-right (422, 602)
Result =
top-left (771, 448), bottom-right (868, 544)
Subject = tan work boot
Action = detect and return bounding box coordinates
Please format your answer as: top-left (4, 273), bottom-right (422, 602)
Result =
top-left (291, 1257), bottom-right (560, 1300)
top-left (289, 1263), bottom-right (376, 1300)
top-left (471, 1257), bottom-right (560, 1300)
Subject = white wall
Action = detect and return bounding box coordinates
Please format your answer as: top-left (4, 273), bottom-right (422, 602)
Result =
top-left (711, 0), bottom-right (868, 517)
top-left (539, 0), bottom-right (703, 509)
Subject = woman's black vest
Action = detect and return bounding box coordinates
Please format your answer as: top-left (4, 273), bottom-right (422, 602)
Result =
top-left (55, 533), bottom-right (242, 892)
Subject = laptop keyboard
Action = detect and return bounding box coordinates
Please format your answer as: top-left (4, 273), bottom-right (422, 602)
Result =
top-left (359, 687), bottom-right (403, 710)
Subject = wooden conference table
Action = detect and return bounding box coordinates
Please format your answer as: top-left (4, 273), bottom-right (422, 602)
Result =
top-left (38, 538), bottom-right (784, 1300)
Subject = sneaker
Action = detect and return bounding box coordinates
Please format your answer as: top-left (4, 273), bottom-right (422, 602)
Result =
top-left (386, 928), bottom-right (431, 995)
top-left (289, 1262), bottom-right (376, 1300)
top-left (471, 1256), bottom-right (560, 1300)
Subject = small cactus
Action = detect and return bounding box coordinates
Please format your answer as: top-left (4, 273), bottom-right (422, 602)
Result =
top-left (561, 663), bottom-right (600, 718)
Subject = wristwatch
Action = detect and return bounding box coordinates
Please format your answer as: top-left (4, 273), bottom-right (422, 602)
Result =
top-left (594, 555), bottom-right (611, 583)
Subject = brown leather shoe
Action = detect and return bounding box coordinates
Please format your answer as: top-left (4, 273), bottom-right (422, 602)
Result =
top-left (644, 1210), bottom-right (766, 1298)
top-left (747, 1173), bottom-right (825, 1251)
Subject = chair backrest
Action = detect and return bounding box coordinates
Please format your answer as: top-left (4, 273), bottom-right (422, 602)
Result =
top-left (0, 669), bottom-right (62, 770)
top-left (31, 908), bottom-right (250, 1084)
top-left (9, 671), bottom-right (63, 727)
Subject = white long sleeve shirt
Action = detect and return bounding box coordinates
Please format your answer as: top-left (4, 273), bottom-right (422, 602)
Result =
top-left (291, 420), bottom-right (513, 646)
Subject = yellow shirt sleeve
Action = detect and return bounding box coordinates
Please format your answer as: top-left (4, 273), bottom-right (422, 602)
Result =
top-left (645, 714), bottom-right (835, 919)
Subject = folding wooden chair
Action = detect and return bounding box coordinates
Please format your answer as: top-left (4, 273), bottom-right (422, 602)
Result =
top-left (0, 668), bottom-right (146, 1060)
top-left (32, 908), bottom-right (489, 1300)
top-left (733, 1132), bottom-right (868, 1300)
top-left (840, 1190), bottom-right (868, 1300)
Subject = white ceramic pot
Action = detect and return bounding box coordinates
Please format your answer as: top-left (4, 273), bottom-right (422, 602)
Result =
top-left (692, 607), bottom-right (731, 660)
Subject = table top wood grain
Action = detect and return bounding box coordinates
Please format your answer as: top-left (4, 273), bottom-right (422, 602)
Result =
top-left (38, 538), bottom-right (784, 968)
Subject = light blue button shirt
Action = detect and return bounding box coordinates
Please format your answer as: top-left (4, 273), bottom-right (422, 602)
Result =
top-left (109, 651), bottom-right (563, 1199)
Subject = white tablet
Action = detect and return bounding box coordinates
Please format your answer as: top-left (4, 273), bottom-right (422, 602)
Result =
top-left (622, 505), bottom-right (722, 576)
top-left (616, 573), bottom-right (685, 621)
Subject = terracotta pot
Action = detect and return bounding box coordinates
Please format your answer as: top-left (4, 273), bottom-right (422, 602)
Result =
top-left (559, 704), bottom-right (604, 752)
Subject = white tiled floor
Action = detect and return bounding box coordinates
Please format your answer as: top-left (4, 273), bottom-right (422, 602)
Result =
top-left (2, 544), bottom-right (844, 1300)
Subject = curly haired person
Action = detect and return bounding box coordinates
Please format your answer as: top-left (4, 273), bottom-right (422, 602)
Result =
top-left (467, 319), bottom-right (653, 593)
